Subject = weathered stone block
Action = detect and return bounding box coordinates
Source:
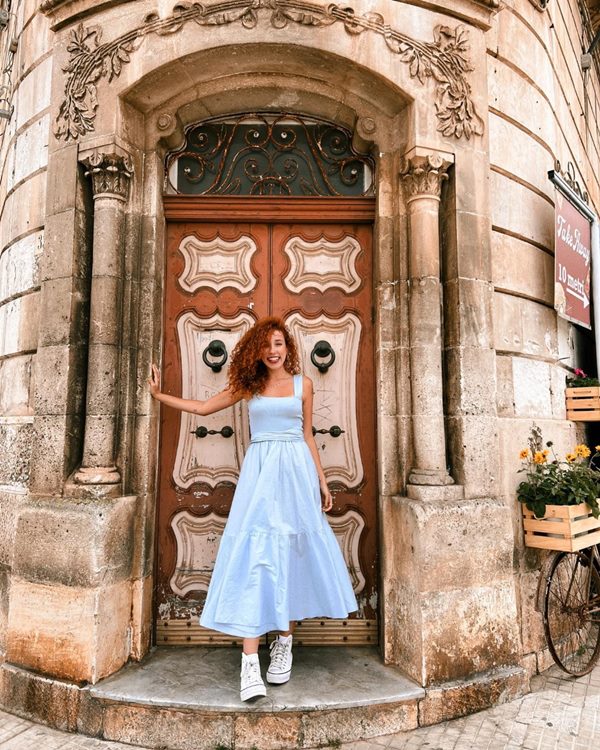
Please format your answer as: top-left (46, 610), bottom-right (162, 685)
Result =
top-left (495, 354), bottom-right (514, 417)
top-left (14, 57), bottom-right (52, 131)
top-left (0, 292), bottom-right (40, 358)
top-left (487, 57), bottom-right (555, 146)
top-left (444, 278), bottom-right (494, 349)
top-left (37, 276), bottom-right (89, 348)
top-left (28, 414), bottom-right (79, 493)
top-left (0, 565), bottom-right (9, 651)
top-left (17, 9), bottom-right (51, 76)
top-left (399, 497), bottom-right (514, 594)
top-left (33, 344), bottom-right (87, 416)
top-left (446, 414), bottom-right (499, 497)
top-left (130, 575), bottom-right (153, 660)
top-left (0, 355), bottom-right (33, 416)
top-left (0, 232), bottom-right (42, 301)
top-left (102, 705), bottom-right (234, 749)
top-left (512, 358), bottom-right (552, 418)
top-left (12, 495), bottom-right (136, 587)
top-left (0, 172), bottom-right (47, 252)
top-left (491, 230), bottom-right (553, 305)
top-left (421, 581), bottom-right (520, 683)
top-left (490, 171), bottom-right (553, 250)
top-left (235, 713), bottom-right (301, 750)
top-left (418, 666), bottom-right (528, 726)
top-left (9, 115), bottom-right (49, 190)
top-left (0, 421), bottom-right (33, 489)
top-left (489, 112), bottom-right (552, 197)
top-left (0, 489), bottom-right (27, 567)
top-left (516, 569), bottom-right (546, 656)
top-left (6, 577), bottom-right (132, 683)
top-left (445, 346), bottom-right (497, 417)
top-left (0, 662), bottom-right (81, 731)
top-left (300, 701), bottom-right (418, 746)
top-left (41, 207), bottom-right (91, 282)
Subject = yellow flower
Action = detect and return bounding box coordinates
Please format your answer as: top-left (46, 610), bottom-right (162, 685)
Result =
top-left (566, 452), bottom-right (576, 463)
top-left (519, 449), bottom-right (529, 460)
top-left (574, 444), bottom-right (591, 459)
top-left (533, 451), bottom-right (547, 464)
top-left (595, 445), bottom-right (600, 452)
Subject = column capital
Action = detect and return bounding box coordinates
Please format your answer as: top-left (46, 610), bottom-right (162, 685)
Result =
top-left (81, 150), bottom-right (134, 201)
top-left (400, 152), bottom-right (453, 201)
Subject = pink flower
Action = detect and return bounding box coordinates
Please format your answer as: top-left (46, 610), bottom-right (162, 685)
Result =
top-left (575, 368), bottom-right (587, 377)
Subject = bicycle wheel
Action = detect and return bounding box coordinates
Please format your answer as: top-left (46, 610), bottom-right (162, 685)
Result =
top-left (543, 550), bottom-right (600, 676)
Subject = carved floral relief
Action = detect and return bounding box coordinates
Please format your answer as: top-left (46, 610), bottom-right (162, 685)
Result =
top-left (55, 0), bottom-right (484, 142)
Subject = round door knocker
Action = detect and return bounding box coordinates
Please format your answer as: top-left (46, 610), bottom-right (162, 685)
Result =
top-left (191, 425), bottom-right (234, 438)
top-left (312, 425), bottom-right (345, 438)
top-left (202, 340), bottom-right (228, 373)
top-left (310, 340), bottom-right (336, 373)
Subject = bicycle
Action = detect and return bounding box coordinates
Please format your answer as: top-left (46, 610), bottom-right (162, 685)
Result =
top-left (542, 542), bottom-right (600, 676)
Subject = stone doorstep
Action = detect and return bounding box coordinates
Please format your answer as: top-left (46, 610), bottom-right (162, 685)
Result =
top-left (0, 648), bottom-right (529, 750)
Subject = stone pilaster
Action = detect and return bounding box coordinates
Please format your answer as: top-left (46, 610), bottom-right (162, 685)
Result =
top-left (73, 151), bottom-right (133, 487)
top-left (401, 152), bottom-right (454, 489)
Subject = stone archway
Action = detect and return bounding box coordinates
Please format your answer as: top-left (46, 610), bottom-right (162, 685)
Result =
top-left (122, 47), bottom-right (414, 666)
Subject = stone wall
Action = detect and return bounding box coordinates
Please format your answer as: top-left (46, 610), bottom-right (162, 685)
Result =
top-left (487, 0), bottom-right (600, 675)
top-left (0, 0), bottom-right (51, 659)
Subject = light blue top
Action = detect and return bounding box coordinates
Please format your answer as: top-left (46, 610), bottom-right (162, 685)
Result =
top-left (248, 373), bottom-right (304, 443)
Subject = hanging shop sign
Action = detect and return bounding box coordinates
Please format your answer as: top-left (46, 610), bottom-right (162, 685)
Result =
top-left (548, 169), bottom-right (593, 329)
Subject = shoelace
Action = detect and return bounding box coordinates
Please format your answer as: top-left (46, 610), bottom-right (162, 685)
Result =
top-left (242, 659), bottom-right (261, 681)
top-left (269, 639), bottom-right (290, 669)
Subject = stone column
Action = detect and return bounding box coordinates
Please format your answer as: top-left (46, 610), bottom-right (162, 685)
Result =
top-left (73, 151), bottom-right (133, 486)
top-left (401, 151), bottom-right (453, 488)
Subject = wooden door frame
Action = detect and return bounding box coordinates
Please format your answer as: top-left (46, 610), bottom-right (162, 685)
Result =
top-left (163, 195), bottom-right (376, 223)
top-left (155, 194), bottom-right (379, 646)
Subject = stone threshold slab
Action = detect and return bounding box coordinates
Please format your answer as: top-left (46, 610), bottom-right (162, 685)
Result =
top-left (88, 646), bottom-right (424, 712)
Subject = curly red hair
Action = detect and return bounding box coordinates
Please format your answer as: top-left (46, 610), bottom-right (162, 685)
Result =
top-left (228, 317), bottom-right (301, 396)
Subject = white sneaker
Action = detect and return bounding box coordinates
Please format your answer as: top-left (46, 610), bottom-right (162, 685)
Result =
top-left (240, 653), bottom-right (266, 701)
top-left (266, 635), bottom-right (293, 684)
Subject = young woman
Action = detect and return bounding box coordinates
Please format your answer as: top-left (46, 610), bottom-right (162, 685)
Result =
top-left (149, 316), bottom-right (357, 701)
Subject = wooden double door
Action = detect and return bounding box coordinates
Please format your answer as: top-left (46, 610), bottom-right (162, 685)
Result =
top-left (155, 197), bottom-right (378, 645)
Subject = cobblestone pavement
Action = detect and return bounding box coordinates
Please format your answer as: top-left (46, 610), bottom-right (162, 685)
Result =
top-left (0, 663), bottom-right (598, 749)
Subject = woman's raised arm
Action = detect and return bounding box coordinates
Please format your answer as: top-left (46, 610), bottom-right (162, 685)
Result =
top-left (148, 364), bottom-right (242, 415)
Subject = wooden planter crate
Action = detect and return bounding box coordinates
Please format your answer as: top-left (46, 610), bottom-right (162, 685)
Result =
top-left (522, 502), bottom-right (600, 552)
top-left (566, 386), bottom-right (600, 421)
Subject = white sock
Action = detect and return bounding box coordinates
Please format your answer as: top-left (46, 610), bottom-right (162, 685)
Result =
top-left (242, 652), bottom-right (259, 663)
top-left (278, 634), bottom-right (292, 644)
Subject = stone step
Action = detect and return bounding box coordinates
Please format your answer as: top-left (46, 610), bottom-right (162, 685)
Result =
top-left (81, 646), bottom-right (425, 749)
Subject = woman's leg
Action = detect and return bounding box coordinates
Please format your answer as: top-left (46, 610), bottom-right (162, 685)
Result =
top-left (279, 621), bottom-right (296, 637)
top-left (243, 636), bottom-right (260, 655)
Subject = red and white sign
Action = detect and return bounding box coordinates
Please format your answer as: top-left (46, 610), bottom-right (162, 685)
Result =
top-left (554, 190), bottom-right (592, 329)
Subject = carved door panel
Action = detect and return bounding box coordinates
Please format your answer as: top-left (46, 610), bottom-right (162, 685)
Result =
top-left (156, 206), bottom-right (377, 645)
top-left (272, 224), bottom-right (377, 620)
top-left (156, 222), bottom-right (269, 625)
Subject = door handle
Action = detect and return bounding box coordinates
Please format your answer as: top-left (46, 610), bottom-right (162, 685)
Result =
top-left (310, 340), bottom-right (335, 373)
top-left (191, 425), bottom-right (234, 438)
top-left (312, 425), bottom-right (345, 438)
top-left (202, 340), bottom-right (228, 373)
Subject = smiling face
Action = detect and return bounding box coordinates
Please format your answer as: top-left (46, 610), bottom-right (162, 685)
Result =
top-left (261, 329), bottom-right (288, 373)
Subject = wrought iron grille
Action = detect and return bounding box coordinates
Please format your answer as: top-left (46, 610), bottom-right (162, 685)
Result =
top-left (165, 113), bottom-right (374, 196)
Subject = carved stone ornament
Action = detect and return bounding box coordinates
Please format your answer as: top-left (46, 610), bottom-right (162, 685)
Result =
top-left (81, 150), bottom-right (134, 199)
top-left (55, 1), bottom-right (484, 142)
top-left (400, 153), bottom-right (451, 200)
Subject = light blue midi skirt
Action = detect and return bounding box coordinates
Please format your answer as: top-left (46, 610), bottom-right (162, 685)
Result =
top-left (199, 437), bottom-right (358, 638)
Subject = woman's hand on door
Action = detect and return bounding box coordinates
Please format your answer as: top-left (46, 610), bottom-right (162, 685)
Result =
top-left (148, 364), bottom-right (162, 397)
top-left (148, 364), bottom-right (242, 415)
